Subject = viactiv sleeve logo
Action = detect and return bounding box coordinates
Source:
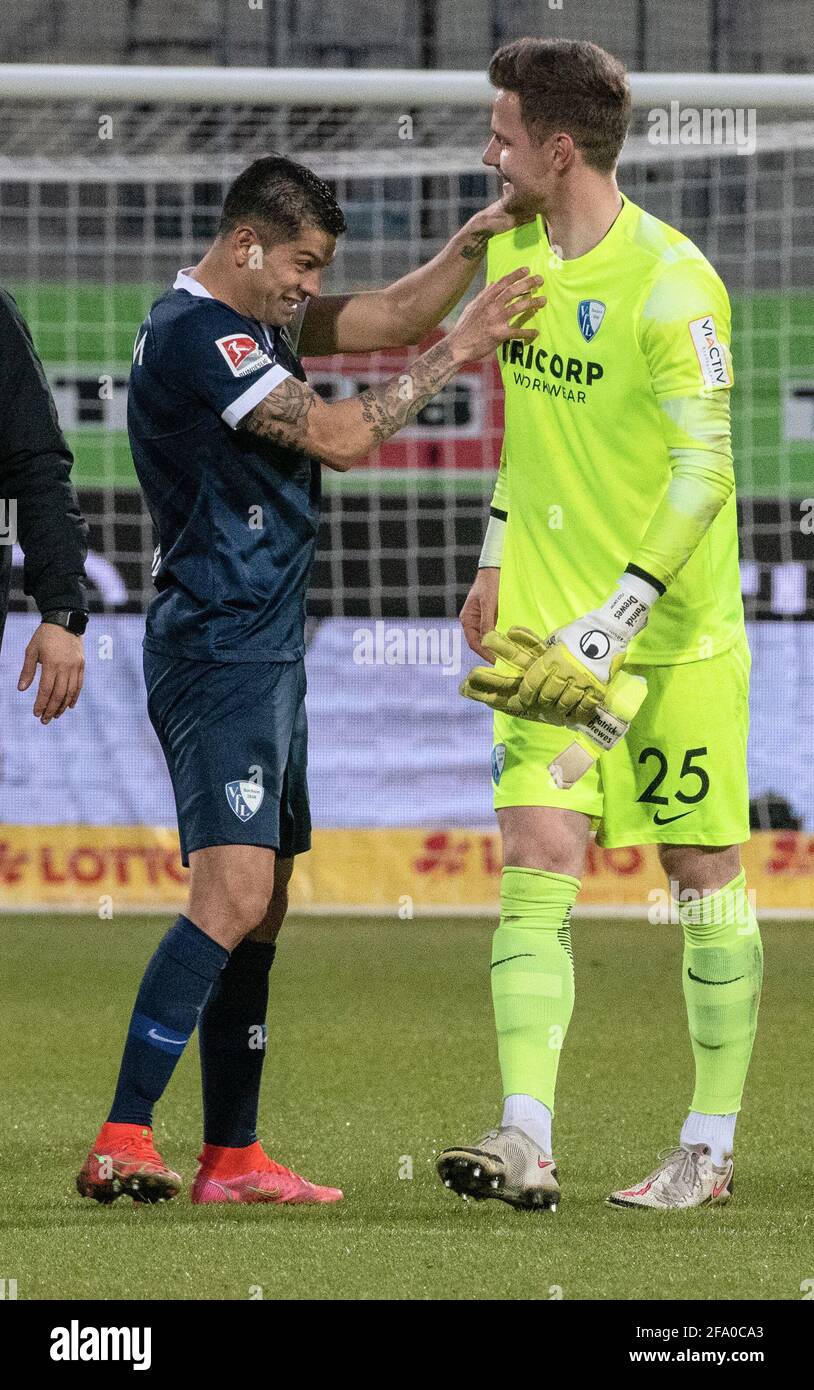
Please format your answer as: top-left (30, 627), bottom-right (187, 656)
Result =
top-left (688, 316), bottom-right (732, 388)
top-left (215, 333), bottom-right (273, 377)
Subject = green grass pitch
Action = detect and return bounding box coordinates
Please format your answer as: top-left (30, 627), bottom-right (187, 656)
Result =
top-left (1, 914), bottom-right (810, 1301)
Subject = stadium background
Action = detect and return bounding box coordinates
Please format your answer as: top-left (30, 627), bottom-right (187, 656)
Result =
top-left (0, 0), bottom-right (813, 914)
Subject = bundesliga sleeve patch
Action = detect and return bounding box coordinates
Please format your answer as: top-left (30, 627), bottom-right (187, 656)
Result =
top-left (688, 316), bottom-right (731, 388)
top-left (215, 333), bottom-right (274, 378)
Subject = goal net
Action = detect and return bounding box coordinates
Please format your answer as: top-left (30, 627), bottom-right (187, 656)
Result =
top-left (1, 66), bottom-right (813, 878)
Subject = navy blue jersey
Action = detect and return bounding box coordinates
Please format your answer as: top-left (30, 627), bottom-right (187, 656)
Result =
top-left (128, 270), bottom-right (320, 662)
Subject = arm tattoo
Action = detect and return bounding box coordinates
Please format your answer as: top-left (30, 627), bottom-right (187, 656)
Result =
top-left (358, 339), bottom-right (457, 445)
top-left (242, 376), bottom-right (320, 451)
top-left (242, 338), bottom-right (459, 464)
top-left (459, 229), bottom-right (492, 262)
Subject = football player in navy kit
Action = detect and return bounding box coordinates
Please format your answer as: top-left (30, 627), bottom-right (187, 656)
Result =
top-left (76, 155), bottom-right (544, 1206)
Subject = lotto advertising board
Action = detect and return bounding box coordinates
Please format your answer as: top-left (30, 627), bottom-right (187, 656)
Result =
top-left (0, 826), bottom-right (811, 916)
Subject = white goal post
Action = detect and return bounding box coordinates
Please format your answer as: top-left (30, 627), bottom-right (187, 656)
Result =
top-left (0, 63), bottom-right (813, 105)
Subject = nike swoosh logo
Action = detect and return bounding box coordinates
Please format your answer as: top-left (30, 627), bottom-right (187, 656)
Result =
top-left (491, 953), bottom-right (535, 969)
top-left (712, 1176), bottom-right (731, 1199)
top-left (687, 968), bottom-right (745, 986)
top-left (652, 810), bottom-right (695, 825)
top-left (537, 1158), bottom-right (554, 1170)
top-left (147, 1028), bottom-right (185, 1045)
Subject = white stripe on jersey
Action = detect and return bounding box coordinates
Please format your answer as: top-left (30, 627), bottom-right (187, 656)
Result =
top-left (221, 363), bottom-right (291, 429)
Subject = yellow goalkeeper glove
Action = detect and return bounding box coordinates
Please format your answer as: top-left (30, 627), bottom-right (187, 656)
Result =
top-left (460, 635), bottom-right (648, 785)
top-left (464, 575), bottom-right (656, 723)
top-left (547, 668), bottom-right (649, 788)
top-left (460, 626), bottom-right (602, 726)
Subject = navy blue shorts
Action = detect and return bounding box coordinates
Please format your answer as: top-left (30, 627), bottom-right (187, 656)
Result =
top-left (143, 648), bottom-right (311, 867)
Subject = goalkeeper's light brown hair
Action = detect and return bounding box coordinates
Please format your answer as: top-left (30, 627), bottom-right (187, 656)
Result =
top-left (488, 38), bottom-right (631, 174)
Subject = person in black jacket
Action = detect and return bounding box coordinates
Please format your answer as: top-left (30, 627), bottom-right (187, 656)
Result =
top-left (0, 290), bottom-right (89, 723)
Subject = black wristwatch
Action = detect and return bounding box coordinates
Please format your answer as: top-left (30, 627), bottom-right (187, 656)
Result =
top-left (40, 609), bottom-right (89, 636)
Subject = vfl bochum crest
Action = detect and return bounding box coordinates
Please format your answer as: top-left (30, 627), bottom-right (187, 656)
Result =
top-left (225, 780), bottom-right (265, 821)
top-left (578, 299), bottom-right (606, 342)
top-left (491, 744), bottom-right (506, 785)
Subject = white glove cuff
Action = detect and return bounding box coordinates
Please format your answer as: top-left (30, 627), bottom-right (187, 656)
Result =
top-left (601, 570), bottom-right (660, 640)
top-left (621, 568), bottom-right (663, 608)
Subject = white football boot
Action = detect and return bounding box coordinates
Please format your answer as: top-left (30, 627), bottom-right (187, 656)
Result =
top-left (607, 1142), bottom-right (734, 1210)
top-left (437, 1125), bottom-right (560, 1211)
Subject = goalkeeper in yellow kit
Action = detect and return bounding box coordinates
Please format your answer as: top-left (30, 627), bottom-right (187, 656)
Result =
top-left (437, 38), bottom-right (762, 1212)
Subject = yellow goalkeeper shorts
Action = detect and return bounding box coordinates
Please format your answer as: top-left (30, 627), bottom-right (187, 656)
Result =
top-left (491, 633), bottom-right (751, 847)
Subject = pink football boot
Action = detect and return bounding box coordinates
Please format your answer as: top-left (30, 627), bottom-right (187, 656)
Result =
top-left (190, 1140), bottom-right (343, 1205)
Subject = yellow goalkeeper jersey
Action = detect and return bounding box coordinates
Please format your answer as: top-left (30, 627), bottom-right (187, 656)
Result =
top-left (487, 193), bottom-right (745, 665)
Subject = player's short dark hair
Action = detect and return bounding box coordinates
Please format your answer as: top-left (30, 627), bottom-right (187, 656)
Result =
top-left (218, 155), bottom-right (346, 244)
top-left (489, 37), bottom-right (631, 173)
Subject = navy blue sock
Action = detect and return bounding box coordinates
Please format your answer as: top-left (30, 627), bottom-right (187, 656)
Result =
top-left (108, 915), bottom-right (229, 1127)
top-left (198, 939), bottom-right (277, 1147)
